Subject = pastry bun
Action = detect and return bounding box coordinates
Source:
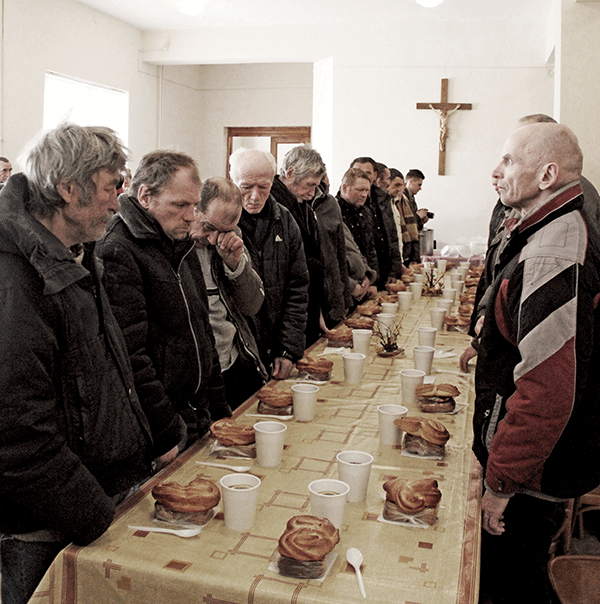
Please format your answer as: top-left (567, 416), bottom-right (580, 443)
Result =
top-left (382, 477), bottom-right (441, 525)
top-left (344, 316), bottom-right (375, 330)
top-left (296, 356), bottom-right (333, 381)
top-left (210, 418), bottom-right (255, 446)
top-left (257, 385), bottom-right (293, 408)
top-left (277, 515), bottom-right (340, 579)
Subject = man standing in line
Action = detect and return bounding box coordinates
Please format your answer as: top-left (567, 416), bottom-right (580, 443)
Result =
top-left (190, 177), bottom-right (268, 409)
top-left (230, 148), bottom-right (309, 380)
top-left (350, 156), bottom-right (404, 287)
top-left (0, 156), bottom-right (12, 188)
top-left (270, 145), bottom-right (326, 346)
top-left (0, 124), bottom-right (154, 604)
top-left (474, 122), bottom-right (600, 603)
top-left (98, 151), bottom-right (231, 451)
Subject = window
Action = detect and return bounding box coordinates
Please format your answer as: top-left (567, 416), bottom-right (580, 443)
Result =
top-left (43, 72), bottom-right (129, 146)
top-left (226, 127), bottom-right (311, 177)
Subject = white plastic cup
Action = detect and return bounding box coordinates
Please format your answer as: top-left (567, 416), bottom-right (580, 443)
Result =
top-left (336, 451), bottom-right (374, 503)
top-left (381, 302), bottom-right (399, 315)
top-left (254, 421), bottom-right (287, 467)
top-left (400, 369), bottom-right (426, 405)
top-left (308, 479), bottom-right (350, 529)
top-left (343, 352), bottom-right (366, 385)
top-left (437, 259), bottom-right (447, 274)
top-left (430, 307), bottom-right (447, 331)
top-left (414, 274), bottom-right (425, 283)
top-left (291, 383), bottom-right (319, 422)
top-left (442, 288), bottom-right (457, 303)
top-left (220, 473), bottom-right (261, 531)
top-left (352, 329), bottom-right (372, 355)
top-left (459, 261), bottom-right (470, 269)
top-left (409, 282), bottom-right (422, 302)
top-left (452, 279), bottom-right (465, 295)
top-left (413, 345), bottom-right (435, 375)
top-left (398, 291), bottom-right (412, 311)
top-left (417, 326), bottom-right (437, 347)
top-left (438, 298), bottom-right (453, 314)
top-left (377, 404), bottom-right (408, 446)
top-left (377, 313), bottom-right (395, 329)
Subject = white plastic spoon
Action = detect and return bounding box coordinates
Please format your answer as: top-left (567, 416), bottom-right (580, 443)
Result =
top-left (346, 547), bottom-right (367, 599)
top-left (195, 461), bottom-right (252, 472)
top-left (128, 525), bottom-right (202, 538)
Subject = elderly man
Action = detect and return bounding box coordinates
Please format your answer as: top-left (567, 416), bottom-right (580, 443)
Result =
top-left (0, 124), bottom-right (154, 604)
top-left (270, 145), bottom-right (326, 346)
top-left (474, 122), bottom-right (600, 604)
top-left (190, 177), bottom-right (267, 409)
top-left (230, 148), bottom-right (309, 380)
top-left (98, 151), bottom-right (231, 452)
top-left (350, 156), bottom-right (404, 287)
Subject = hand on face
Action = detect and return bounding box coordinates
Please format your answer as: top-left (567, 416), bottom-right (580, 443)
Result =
top-left (211, 230), bottom-right (244, 271)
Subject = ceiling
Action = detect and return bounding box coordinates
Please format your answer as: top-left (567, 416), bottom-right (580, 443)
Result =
top-left (75, 0), bottom-right (554, 31)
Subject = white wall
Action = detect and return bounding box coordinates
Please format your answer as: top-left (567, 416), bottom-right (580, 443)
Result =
top-left (194, 63), bottom-right (313, 180)
top-left (145, 18), bottom-right (553, 249)
top-left (0, 0), bottom-right (206, 172)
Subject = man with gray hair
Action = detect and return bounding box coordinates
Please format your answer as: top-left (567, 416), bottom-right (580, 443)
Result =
top-left (0, 124), bottom-right (154, 604)
top-left (230, 148), bottom-right (309, 380)
top-left (270, 145), bottom-right (326, 346)
top-left (474, 122), bottom-right (600, 603)
top-left (190, 177), bottom-right (268, 408)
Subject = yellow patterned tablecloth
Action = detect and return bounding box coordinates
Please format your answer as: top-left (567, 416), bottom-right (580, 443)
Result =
top-left (30, 296), bottom-right (482, 604)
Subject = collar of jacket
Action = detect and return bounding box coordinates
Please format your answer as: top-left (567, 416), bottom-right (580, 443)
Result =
top-left (515, 181), bottom-right (583, 236)
top-left (336, 192), bottom-right (362, 216)
top-left (115, 193), bottom-right (195, 260)
top-left (0, 173), bottom-right (90, 295)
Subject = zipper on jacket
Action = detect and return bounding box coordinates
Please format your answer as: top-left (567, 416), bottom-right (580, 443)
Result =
top-left (174, 247), bottom-right (203, 400)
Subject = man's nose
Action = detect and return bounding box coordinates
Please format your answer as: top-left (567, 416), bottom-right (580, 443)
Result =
top-left (184, 205), bottom-right (195, 222)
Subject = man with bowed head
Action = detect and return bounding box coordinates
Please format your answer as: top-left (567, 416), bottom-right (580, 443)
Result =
top-left (474, 122), bottom-right (600, 603)
top-left (230, 148), bottom-right (309, 381)
top-left (190, 177), bottom-right (268, 409)
top-left (0, 124), bottom-right (155, 604)
top-left (98, 151), bottom-right (231, 454)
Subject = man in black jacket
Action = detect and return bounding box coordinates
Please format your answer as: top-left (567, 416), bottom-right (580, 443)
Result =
top-left (0, 124), bottom-right (154, 604)
top-left (230, 148), bottom-right (309, 380)
top-left (98, 151), bottom-right (231, 452)
top-left (350, 157), bottom-right (404, 287)
top-left (271, 145), bottom-right (326, 346)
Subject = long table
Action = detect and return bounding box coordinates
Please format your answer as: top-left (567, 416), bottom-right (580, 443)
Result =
top-left (30, 295), bottom-right (482, 604)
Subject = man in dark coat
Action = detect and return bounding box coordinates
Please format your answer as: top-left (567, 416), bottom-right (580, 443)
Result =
top-left (98, 151), bottom-right (231, 451)
top-left (0, 124), bottom-right (154, 604)
top-left (230, 148), bottom-right (309, 380)
top-left (271, 145), bottom-right (326, 347)
top-left (350, 157), bottom-right (404, 287)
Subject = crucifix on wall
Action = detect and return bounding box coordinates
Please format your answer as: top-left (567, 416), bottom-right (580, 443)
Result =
top-left (417, 78), bottom-right (472, 176)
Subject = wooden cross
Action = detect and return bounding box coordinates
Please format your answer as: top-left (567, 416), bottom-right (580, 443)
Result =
top-left (417, 78), bottom-right (472, 176)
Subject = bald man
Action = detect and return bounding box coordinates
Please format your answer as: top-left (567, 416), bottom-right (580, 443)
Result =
top-left (474, 123), bottom-right (600, 604)
top-left (230, 149), bottom-right (309, 380)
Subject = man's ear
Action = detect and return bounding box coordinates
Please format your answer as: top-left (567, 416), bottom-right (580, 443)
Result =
top-left (284, 166), bottom-right (295, 182)
top-left (137, 184), bottom-right (151, 209)
top-left (539, 163), bottom-right (559, 190)
top-left (56, 181), bottom-right (78, 205)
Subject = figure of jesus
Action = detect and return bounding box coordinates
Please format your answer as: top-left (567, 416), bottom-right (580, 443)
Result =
top-left (430, 104), bottom-right (461, 152)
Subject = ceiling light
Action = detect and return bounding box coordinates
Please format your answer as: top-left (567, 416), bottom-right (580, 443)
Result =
top-left (177, 0), bottom-right (205, 16)
top-left (416, 0), bottom-right (444, 7)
